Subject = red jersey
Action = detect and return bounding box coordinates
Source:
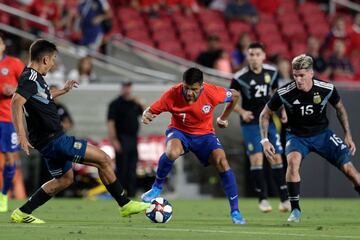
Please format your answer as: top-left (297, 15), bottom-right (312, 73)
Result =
top-left (150, 83), bottom-right (233, 135)
top-left (0, 55), bottom-right (25, 122)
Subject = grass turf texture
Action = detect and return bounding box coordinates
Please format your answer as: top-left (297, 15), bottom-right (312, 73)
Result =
top-left (0, 198), bottom-right (359, 240)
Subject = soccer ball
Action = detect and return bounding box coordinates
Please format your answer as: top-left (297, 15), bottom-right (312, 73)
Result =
top-left (145, 197), bottom-right (173, 223)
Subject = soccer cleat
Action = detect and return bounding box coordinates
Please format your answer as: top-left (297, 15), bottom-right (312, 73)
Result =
top-left (120, 200), bottom-right (150, 217)
top-left (0, 193), bottom-right (8, 212)
top-left (141, 186), bottom-right (162, 203)
top-left (278, 200), bottom-right (291, 212)
top-left (10, 208), bottom-right (45, 224)
top-left (259, 199), bottom-right (272, 213)
top-left (231, 210), bottom-right (246, 224)
top-left (287, 208), bottom-right (301, 223)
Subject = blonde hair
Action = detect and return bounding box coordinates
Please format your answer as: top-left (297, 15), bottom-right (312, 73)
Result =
top-left (292, 54), bottom-right (313, 70)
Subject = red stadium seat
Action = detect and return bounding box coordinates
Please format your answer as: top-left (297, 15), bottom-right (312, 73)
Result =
top-left (333, 73), bottom-right (355, 82)
top-left (152, 31), bottom-right (178, 44)
top-left (307, 23), bottom-right (329, 41)
top-left (256, 22), bottom-right (279, 35)
top-left (291, 43), bottom-right (307, 56)
top-left (266, 43), bottom-right (290, 58)
top-left (228, 21), bottom-right (251, 36)
top-left (121, 18), bottom-right (146, 32)
top-left (148, 17), bottom-right (173, 32)
top-left (158, 41), bottom-right (182, 52)
top-left (118, 7), bottom-right (141, 21)
top-left (180, 31), bottom-right (205, 44)
top-left (176, 19), bottom-right (200, 32)
top-left (298, 2), bottom-right (322, 15)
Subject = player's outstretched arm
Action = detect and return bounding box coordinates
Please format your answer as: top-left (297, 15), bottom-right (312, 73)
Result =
top-left (231, 91), bottom-right (254, 123)
top-left (142, 107), bottom-right (158, 125)
top-left (217, 89), bottom-right (239, 128)
top-left (51, 80), bottom-right (79, 99)
top-left (259, 105), bottom-right (276, 161)
top-left (335, 100), bottom-right (356, 155)
top-left (11, 93), bottom-right (34, 155)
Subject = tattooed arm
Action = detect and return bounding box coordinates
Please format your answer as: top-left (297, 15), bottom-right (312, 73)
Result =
top-left (259, 105), bottom-right (276, 161)
top-left (335, 100), bottom-right (356, 155)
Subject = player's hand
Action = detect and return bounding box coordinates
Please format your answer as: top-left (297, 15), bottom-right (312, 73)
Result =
top-left (216, 117), bottom-right (228, 128)
top-left (240, 110), bottom-right (254, 123)
top-left (261, 140), bottom-right (276, 161)
top-left (142, 107), bottom-right (157, 124)
top-left (18, 135), bottom-right (34, 155)
top-left (344, 134), bottom-right (356, 156)
top-left (63, 80), bottom-right (79, 93)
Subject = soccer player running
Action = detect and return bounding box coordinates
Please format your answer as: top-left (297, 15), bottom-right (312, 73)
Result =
top-left (260, 54), bottom-right (360, 222)
top-left (141, 67), bottom-right (246, 224)
top-left (10, 39), bottom-right (149, 224)
top-left (0, 33), bottom-right (25, 212)
top-left (229, 42), bottom-right (290, 213)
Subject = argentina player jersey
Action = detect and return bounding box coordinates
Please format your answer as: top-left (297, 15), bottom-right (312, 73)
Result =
top-left (268, 79), bottom-right (340, 136)
top-left (16, 67), bottom-right (62, 148)
top-left (230, 64), bottom-right (279, 125)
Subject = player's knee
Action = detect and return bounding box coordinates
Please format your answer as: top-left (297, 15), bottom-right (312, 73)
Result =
top-left (58, 175), bottom-right (74, 189)
top-left (166, 149), bottom-right (181, 160)
top-left (213, 157), bottom-right (230, 171)
top-left (98, 153), bottom-right (112, 170)
top-left (286, 164), bottom-right (299, 177)
top-left (341, 163), bottom-right (356, 176)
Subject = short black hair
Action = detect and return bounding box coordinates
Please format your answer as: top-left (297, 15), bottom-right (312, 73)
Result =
top-left (248, 42), bottom-right (265, 51)
top-left (183, 67), bottom-right (203, 85)
top-left (30, 39), bottom-right (57, 62)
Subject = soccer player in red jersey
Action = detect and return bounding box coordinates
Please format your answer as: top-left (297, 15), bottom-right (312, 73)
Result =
top-left (0, 33), bottom-right (25, 212)
top-left (141, 67), bottom-right (246, 224)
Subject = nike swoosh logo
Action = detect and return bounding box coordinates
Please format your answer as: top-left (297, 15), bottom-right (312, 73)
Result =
top-left (230, 195), bottom-right (238, 200)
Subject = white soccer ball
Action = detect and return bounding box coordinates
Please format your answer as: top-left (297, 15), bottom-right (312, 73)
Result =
top-left (145, 197), bottom-right (173, 223)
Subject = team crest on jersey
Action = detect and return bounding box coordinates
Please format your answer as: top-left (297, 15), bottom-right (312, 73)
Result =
top-left (226, 90), bottom-right (232, 98)
top-left (202, 104), bottom-right (211, 114)
top-left (264, 73), bottom-right (271, 83)
top-left (73, 141), bottom-right (82, 150)
top-left (1, 67), bottom-right (9, 75)
top-left (313, 92), bottom-right (321, 104)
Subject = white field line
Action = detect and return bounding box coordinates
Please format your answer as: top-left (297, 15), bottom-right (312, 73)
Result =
top-left (1, 225), bottom-right (360, 239)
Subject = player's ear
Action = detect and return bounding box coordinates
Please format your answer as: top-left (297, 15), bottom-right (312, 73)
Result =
top-left (42, 55), bottom-right (48, 65)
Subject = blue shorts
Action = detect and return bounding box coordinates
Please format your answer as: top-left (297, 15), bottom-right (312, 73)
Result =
top-left (39, 134), bottom-right (87, 178)
top-left (0, 122), bottom-right (20, 153)
top-left (165, 128), bottom-right (224, 167)
top-left (242, 122), bottom-right (282, 156)
top-left (285, 129), bottom-right (351, 169)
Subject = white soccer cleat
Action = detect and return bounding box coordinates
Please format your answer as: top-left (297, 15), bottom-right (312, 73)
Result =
top-left (259, 199), bottom-right (272, 213)
top-left (278, 200), bottom-right (291, 213)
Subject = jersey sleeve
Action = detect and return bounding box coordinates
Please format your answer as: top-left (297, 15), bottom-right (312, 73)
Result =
top-left (329, 86), bottom-right (341, 106)
top-left (267, 91), bottom-right (283, 111)
top-left (211, 85), bottom-right (233, 104)
top-left (16, 78), bottom-right (37, 100)
top-left (150, 89), bottom-right (171, 114)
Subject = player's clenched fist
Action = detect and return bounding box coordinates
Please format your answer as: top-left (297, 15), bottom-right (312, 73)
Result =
top-left (216, 117), bottom-right (229, 128)
top-left (142, 107), bottom-right (157, 124)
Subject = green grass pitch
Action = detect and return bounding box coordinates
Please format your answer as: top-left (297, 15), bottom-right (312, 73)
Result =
top-left (0, 198), bottom-right (359, 240)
